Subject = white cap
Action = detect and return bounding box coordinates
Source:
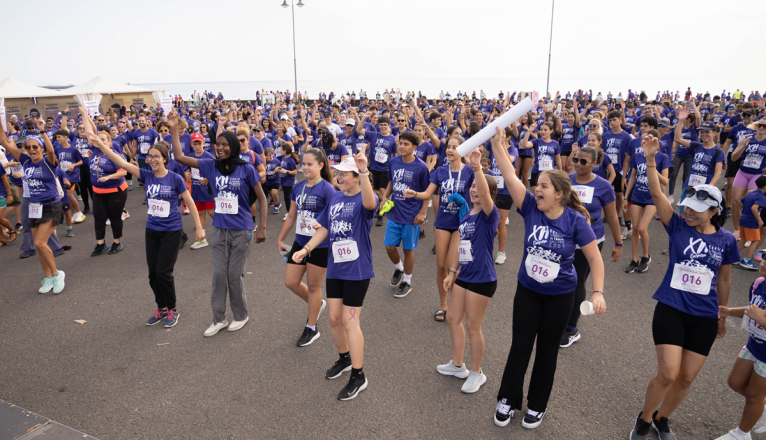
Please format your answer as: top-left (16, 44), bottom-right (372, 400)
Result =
top-left (331, 157), bottom-right (360, 173)
top-left (345, 119), bottom-right (355, 126)
top-left (679, 184), bottom-right (723, 214)
top-left (280, 115), bottom-right (289, 120)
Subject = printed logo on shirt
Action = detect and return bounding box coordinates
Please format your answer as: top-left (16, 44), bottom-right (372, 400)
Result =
top-left (146, 183), bottom-right (175, 199)
top-left (458, 220), bottom-right (475, 239)
top-left (528, 225), bottom-right (564, 249)
top-left (681, 237), bottom-right (723, 268)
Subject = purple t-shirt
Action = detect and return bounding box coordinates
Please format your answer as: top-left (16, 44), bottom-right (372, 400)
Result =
top-left (529, 138), bottom-right (561, 174)
top-left (190, 151), bottom-right (216, 203)
top-left (133, 129), bottom-right (160, 160)
top-left (602, 130), bottom-right (633, 174)
top-left (280, 156), bottom-right (297, 187)
top-left (740, 190), bottom-right (766, 230)
top-left (569, 174), bottom-right (615, 240)
top-left (629, 151), bottom-right (670, 205)
top-left (430, 164), bottom-right (475, 230)
top-left (197, 158), bottom-right (261, 231)
top-left (686, 142), bottom-right (724, 187)
top-left (387, 156), bottom-right (430, 225)
top-left (290, 178), bottom-right (337, 248)
top-left (140, 168), bottom-right (188, 232)
top-left (20, 153), bottom-right (61, 205)
top-left (264, 158), bottom-right (281, 185)
top-left (365, 131), bottom-right (396, 172)
top-left (55, 145), bottom-right (83, 183)
top-left (457, 206), bottom-right (500, 283)
top-left (414, 142), bottom-right (436, 165)
top-left (89, 148), bottom-right (126, 191)
top-left (738, 136), bottom-right (766, 175)
top-left (324, 145), bottom-right (348, 165)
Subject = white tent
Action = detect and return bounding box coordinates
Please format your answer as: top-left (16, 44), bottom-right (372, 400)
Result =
top-left (0, 77), bottom-right (64, 99)
top-left (65, 76), bottom-right (161, 95)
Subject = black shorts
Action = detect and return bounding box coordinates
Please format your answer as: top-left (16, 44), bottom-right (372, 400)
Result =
top-left (371, 169), bottom-right (389, 190)
top-left (62, 202), bottom-right (70, 212)
top-left (286, 241), bottom-right (329, 268)
top-left (31, 201), bottom-right (64, 226)
top-left (530, 172), bottom-right (540, 187)
top-left (726, 151), bottom-right (742, 178)
top-left (496, 193), bottom-right (513, 211)
top-left (719, 132), bottom-right (728, 145)
top-left (560, 151), bottom-right (572, 157)
top-left (263, 182), bottom-right (280, 192)
top-left (652, 301), bottom-right (718, 356)
top-left (326, 278), bottom-right (371, 307)
top-left (628, 192), bottom-right (651, 208)
top-left (612, 171), bottom-right (624, 194)
top-left (455, 279), bottom-right (497, 298)
top-left (435, 227), bottom-right (458, 234)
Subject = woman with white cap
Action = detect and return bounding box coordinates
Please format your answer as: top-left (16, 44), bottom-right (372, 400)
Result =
top-left (291, 152), bottom-right (377, 401)
top-left (629, 133), bottom-right (739, 440)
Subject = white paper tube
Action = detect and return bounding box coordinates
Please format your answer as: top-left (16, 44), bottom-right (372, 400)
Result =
top-left (456, 97), bottom-right (535, 157)
top-left (0, 106), bottom-right (6, 131)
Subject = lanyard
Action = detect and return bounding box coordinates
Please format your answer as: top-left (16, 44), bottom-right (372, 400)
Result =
top-left (299, 178), bottom-right (322, 212)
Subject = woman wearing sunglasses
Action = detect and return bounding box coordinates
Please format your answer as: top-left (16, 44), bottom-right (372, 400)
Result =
top-left (629, 134), bottom-right (738, 440)
top-left (731, 118), bottom-right (766, 234)
top-left (0, 124), bottom-right (66, 294)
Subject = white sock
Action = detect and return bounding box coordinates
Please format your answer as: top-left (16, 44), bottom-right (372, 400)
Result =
top-left (394, 261), bottom-right (404, 271)
top-left (306, 324), bottom-right (316, 331)
top-left (737, 427), bottom-right (749, 437)
top-left (403, 273), bottom-right (412, 284)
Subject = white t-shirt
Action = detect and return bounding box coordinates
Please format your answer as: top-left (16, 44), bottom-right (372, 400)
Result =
top-left (326, 123), bottom-right (342, 137)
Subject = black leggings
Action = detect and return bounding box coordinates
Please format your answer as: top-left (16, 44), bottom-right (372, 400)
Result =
top-left (497, 281), bottom-right (575, 412)
top-left (568, 241), bottom-right (604, 329)
top-left (282, 185), bottom-right (293, 213)
top-left (78, 166), bottom-right (94, 211)
top-left (668, 155), bottom-right (692, 196)
top-left (145, 228), bottom-right (182, 310)
top-left (93, 189), bottom-right (127, 241)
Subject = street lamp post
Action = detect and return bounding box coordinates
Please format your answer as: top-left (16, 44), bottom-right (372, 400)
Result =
top-left (281, 0), bottom-right (304, 98)
top-left (545, 0), bottom-right (554, 99)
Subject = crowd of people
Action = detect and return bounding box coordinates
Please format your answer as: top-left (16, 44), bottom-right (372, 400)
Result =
top-left (3, 86), bottom-right (766, 439)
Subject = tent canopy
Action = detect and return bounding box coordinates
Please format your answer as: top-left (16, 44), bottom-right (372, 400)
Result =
top-left (0, 77), bottom-right (64, 99)
top-left (64, 76), bottom-right (162, 95)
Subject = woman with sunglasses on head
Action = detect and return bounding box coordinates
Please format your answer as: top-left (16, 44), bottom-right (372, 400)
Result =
top-left (86, 130), bottom-right (203, 328)
top-left (0, 123), bottom-right (66, 294)
top-left (490, 127), bottom-right (604, 429)
top-left (730, 118), bottom-right (766, 234)
top-left (629, 133), bottom-right (738, 440)
top-left (560, 145), bottom-right (622, 348)
top-left (169, 112), bottom-right (267, 337)
top-left (278, 148), bottom-right (336, 347)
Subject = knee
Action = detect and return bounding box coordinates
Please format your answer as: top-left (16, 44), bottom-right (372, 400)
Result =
top-left (656, 370), bottom-right (679, 387)
top-left (465, 319), bottom-right (483, 336)
top-left (329, 313), bottom-right (342, 328)
top-left (341, 317), bottom-right (358, 332)
top-left (446, 311), bottom-right (462, 327)
top-left (33, 238), bottom-right (47, 249)
top-left (284, 275), bottom-right (300, 290)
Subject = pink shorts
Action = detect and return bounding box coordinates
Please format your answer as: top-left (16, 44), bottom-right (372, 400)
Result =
top-left (733, 170), bottom-right (762, 190)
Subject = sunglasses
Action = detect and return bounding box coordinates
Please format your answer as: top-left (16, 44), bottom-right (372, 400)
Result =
top-left (398, 119), bottom-right (406, 122)
top-left (684, 187), bottom-right (718, 206)
top-left (588, 124), bottom-right (598, 128)
top-left (238, 138), bottom-right (247, 143)
top-left (24, 145), bottom-right (41, 150)
top-left (572, 157), bottom-right (590, 166)
top-left (743, 112), bottom-right (754, 117)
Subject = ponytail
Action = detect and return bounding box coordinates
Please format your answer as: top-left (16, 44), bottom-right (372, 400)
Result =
top-left (541, 170), bottom-right (590, 222)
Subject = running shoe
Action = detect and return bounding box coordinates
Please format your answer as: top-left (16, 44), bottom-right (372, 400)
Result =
top-left (164, 309), bottom-right (179, 328)
top-left (128, 180), bottom-right (133, 186)
top-left (521, 410), bottom-right (545, 429)
top-left (494, 398), bottom-right (514, 427)
top-left (178, 232), bottom-right (188, 250)
top-left (121, 210), bottom-right (130, 221)
top-left (394, 282), bottom-right (412, 298)
top-left (228, 317), bottom-right (249, 332)
top-left (77, 195), bottom-right (83, 201)
top-left (654, 213), bottom-right (660, 221)
top-left (326, 358), bottom-right (352, 379)
top-left (560, 329), bottom-right (581, 348)
top-left (20, 250), bottom-right (37, 259)
top-left (625, 260), bottom-right (639, 273)
top-left (436, 360), bottom-right (470, 378)
top-left (105, 219), bottom-right (111, 226)
top-left (652, 411), bottom-right (677, 440)
top-left (203, 320), bottom-right (229, 337)
top-left (376, 216), bottom-right (383, 227)
top-left (495, 251), bottom-right (507, 265)
top-left (755, 250), bottom-right (765, 262)
top-left (337, 375), bottom-right (367, 401)
top-left (283, 213), bottom-right (288, 221)
top-left (91, 243), bottom-right (109, 257)
top-left (460, 370), bottom-right (487, 394)
top-left (62, 246), bottom-right (72, 251)
top-left (108, 242), bottom-right (123, 255)
top-left (183, 204), bottom-right (190, 215)
top-left (66, 228), bottom-right (74, 237)
top-left (741, 259), bottom-right (759, 270)
top-left (297, 326), bottom-right (320, 347)
top-left (727, 207), bottom-right (732, 217)
top-left (39, 277), bottom-right (53, 294)
top-left (714, 429), bottom-right (751, 439)
top-left (52, 248), bottom-right (65, 257)
top-left (15, 223), bottom-right (22, 231)
top-left (274, 202), bottom-right (281, 214)
top-left (745, 241), bottom-right (753, 248)
top-left (638, 256), bottom-right (651, 273)
top-left (73, 213), bottom-right (85, 224)
top-left (146, 309), bottom-right (168, 326)
top-left (754, 403), bottom-right (766, 433)
top-left (82, 208), bottom-right (90, 214)
top-left (390, 269), bottom-right (404, 286)
top-left (661, 248), bottom-right (670, 255)
top-left (668, 195), bottom-right (674, 205)
top-left (621, 227), bottom-right (633, 240)
top-left (191, 239), bottom-right (209, 249)
top-left (431, 245), bottom-right (436, 255)
top-left (52, 271), bottom-right (65, 294)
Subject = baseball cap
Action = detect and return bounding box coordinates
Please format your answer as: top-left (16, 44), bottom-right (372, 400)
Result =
top-left (679, 184), bottom-right (722, 214)
top-left (322, 111), bottom-right (331, 117)
top-left (658, 118), bottom-right (670, 127)
top-left (191, 133), bottom-right (204, 143)
top-left (331, 157), bottom-right (360, 174)
top-left (253, 125), bottom-right (264, 132)
top-left (280, 114), bottom-right (289, 120)
top-left (696, 121), bottom-right (717, 132)
top-left (345, 119), bottom-right (355, 126)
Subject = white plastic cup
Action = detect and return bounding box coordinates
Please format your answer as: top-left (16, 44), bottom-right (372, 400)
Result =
top-left (580, 301), bottom-right (595, 316)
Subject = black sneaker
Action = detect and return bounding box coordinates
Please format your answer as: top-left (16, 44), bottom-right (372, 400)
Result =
top-left (419, 228), bottom-right (425, 239)
top-left (630, 412), bottom-right (652, 440)
top-left (325, 357), bottom-right (352, 379)
top-left (91, 243), bottom-right (109, 257)
top-left (52, 248), bottom-right (65, 257)
top-left (625, 260), bottom-right (639, 273)
top-left (521, 410), bottom-right (545, 429)
top-left (178, 232), bottom-right (188, 250)
top-left (394, 282), bottom-right (412, 298)
top-left (108, 242), bottom-right (123, 255)
top-left (638, 256), bottom-right (651, 273)
top-left (337, 375), bottom-right (368, 401)
top-left (297, 326), bottom-right (320, 347)
top-left (651, 411), bottom-right (676, 440)
top-left (494, 398), bottom-right (514, 427)
top-left (560, 329), bottom-right (581, 348)
top-left (14, 223), bottom-right (22, 231)
top-left (376, 216), bottom-right (383, 227)
top-left (390, 269), bottom-right (404, 286)
top-left (20, 249), bottom-right (37, 259)
top-left (431, 245), bottom-right (436, 255)
top-left (82, 208), bottom-right (90, 215)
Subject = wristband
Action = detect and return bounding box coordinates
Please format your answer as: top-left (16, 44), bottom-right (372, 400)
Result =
top-left (590, 290), bottom-right (603, 294)
top-left (304, 245), bottom-right (313, 256)
top-left (449, 268), bottom-right (457, 274)
top-left (358, 171), bottom-right (369, 177)
top-left (472, 166), bottom-right (481, 171)
top-left (614, 243), bottom-right (624, 247)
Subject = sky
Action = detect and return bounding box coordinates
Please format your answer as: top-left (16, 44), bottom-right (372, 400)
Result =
top-left (2, 0), bottom-right (764, 95)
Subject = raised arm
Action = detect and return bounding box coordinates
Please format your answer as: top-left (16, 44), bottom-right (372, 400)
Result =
top-left (0, 124), bottom-right (21, 161)
top-left (491, 127), bottom-right (527, 207)
top-left (168, 113), bottom-right (199, 169)
top-left (674, 108), bottom-right (691, 148)
top-left (465, 149), bottom-right (494, 216)
top-left (85, 132), bottom-right (140, 177)
top-left (355, 151), bottom-right (376, 210)
top-left (643, 134), bottom-right (673, 226)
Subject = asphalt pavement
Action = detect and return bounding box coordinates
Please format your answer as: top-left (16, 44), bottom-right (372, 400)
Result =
top-left (0, 176), bottom-right (762, 440)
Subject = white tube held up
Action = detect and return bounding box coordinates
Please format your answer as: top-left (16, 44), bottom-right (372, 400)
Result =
top-left (456, 97), bottom-right (535, 157)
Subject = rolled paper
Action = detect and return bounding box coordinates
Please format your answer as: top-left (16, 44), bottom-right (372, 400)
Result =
top-left (0, 106), bottom-right (6, 132)
top-left (456, 97), bottom-right (535, 157)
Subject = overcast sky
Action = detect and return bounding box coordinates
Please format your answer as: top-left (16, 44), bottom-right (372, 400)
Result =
top-left (2, 0), bottom-right (764, 94)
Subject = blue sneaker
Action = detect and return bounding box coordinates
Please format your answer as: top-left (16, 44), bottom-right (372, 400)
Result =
top-left (146, 309), bottom-right (167, 326)
top-left (39, 277), bottom-right (53, 294)
top-left (741, 258), bottom-right (759, 270)
top-left (66, 228), bottom-right (74, 237)
top-left (52, 270), bottom-right (65, 294)
top-left (273, 203), bottom-right (281, 214)
top-left (164, 309), bottom-right (179, 328)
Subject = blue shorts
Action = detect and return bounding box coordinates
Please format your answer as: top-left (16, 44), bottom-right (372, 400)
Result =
top-left (384, 220), bottom-right (420, 250)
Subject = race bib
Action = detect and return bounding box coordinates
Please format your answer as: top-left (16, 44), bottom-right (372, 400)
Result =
top-left (688, 173), bottom-right (707, 187)
top-left (375, 152), bottom-right (388, 163)
top-left (332, 239), bottom-right (359, 263)
top-left (60, 160), bottom-right (71, 171)
top-left (494, 175), bottom-right (504, 189)
top-left (295, 212), bottom-right (316, 237)
top-left (524, 254), bottom-right (561, 283)
top-left (140, 142), bottom-right (150, 154)
top-left (191, 168), bottom-right (201, 180)
top-left (215, 196), bottom-right (238, 214)
top-left (744, 155), bottom-right (763, 170)
top-left (147, 199), bottom-right (170, 217)
top-left (571, 185), bottom-right (594, 204)
top-left (458, 240), bottom-right (473, 263)
top-left (29, 202), bottom-right (42, 219)
top-left (608, 153), bottom-right (618, 165)
top-left (742, 313), bottom-right (766, 340)
top-left (539, 158), bottom-right (553, 171)
top-left (669, 263), bottom-right (712, 295)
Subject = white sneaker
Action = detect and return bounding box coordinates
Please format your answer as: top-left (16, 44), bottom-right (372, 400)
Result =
top-left (714, 429), bottom-right (751, 439)
top-left (121, 211), bottom-right (130, 221)
top-left (203, 320), bottom-right (229, 337)
top-left (283, 213), bottom-right (288, 221)
top-left (495, 251), bottom-right (506, 265)
top-left (505, 216), bottom-right (509, 225)
top-left (191, 239), bottom-right (209, 249)
top-left (745, 241), bottom-right (753, 248)
top-left (228, 317), bottom-right (249, 332)
top-left (318, 299), bottom-right (327, 320)
top-left (106, 219), bottom-right (111, 226)
top-left (428, 199), bottom-right (433, 208)
top-left (436, 360), bottom-right (470, 378)
top-left (668, 195), bottom-right (674, 205)
top-left (128, 180), bottom-right (133, 186)
top-left (754, 404), bottom-right (766, 433)
top-left (460, 369), bottom-right (487, 393)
